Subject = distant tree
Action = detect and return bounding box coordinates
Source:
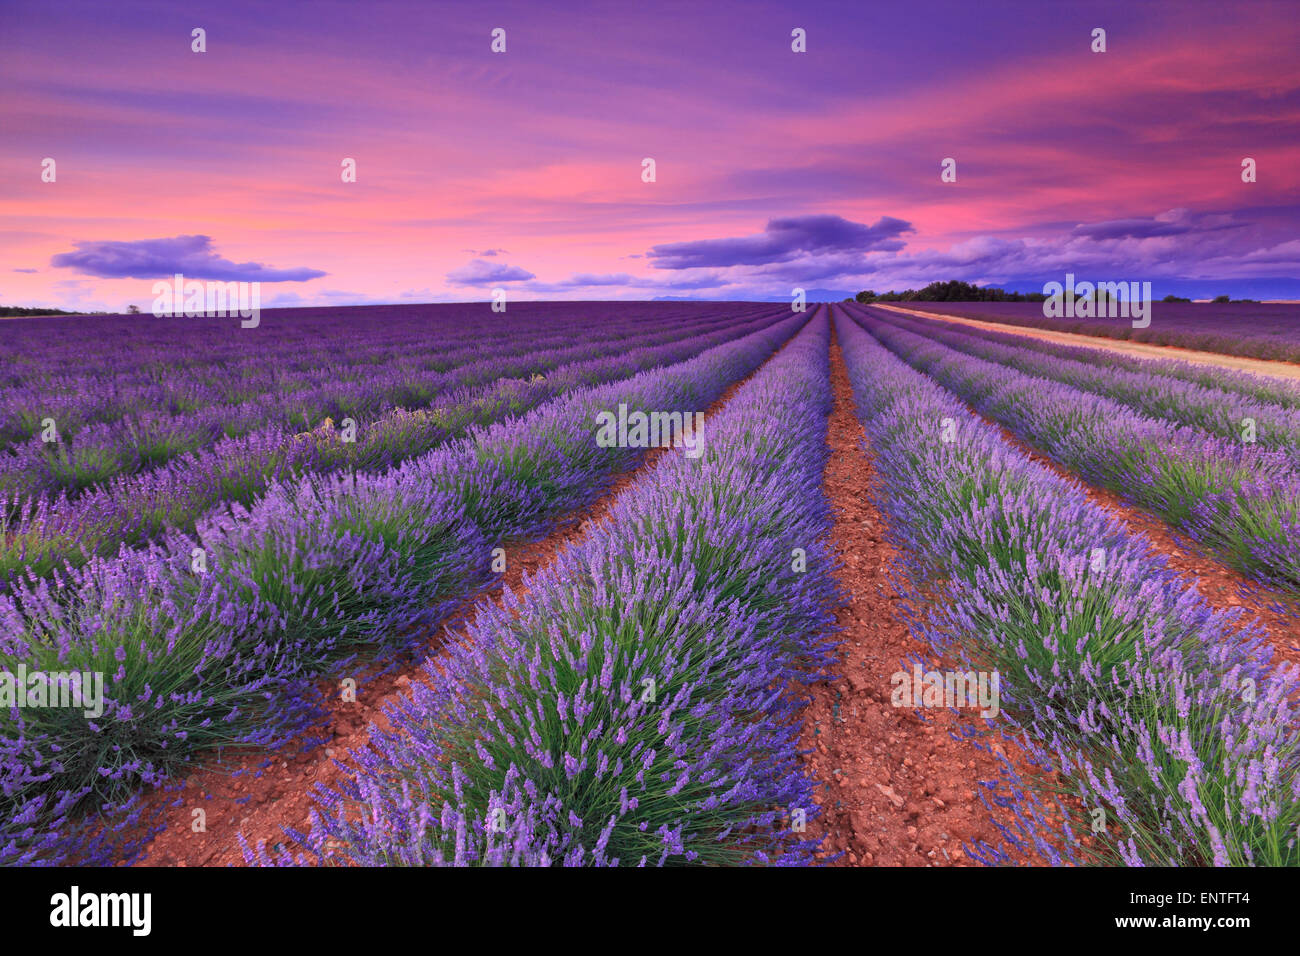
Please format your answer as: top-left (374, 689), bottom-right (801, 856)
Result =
top-left (127, 304), bottom-right (141, 314)
top-left (1212, 295), bottom-right (1232, 303)
top-left (1162, 294), bottom-right (1191, 303)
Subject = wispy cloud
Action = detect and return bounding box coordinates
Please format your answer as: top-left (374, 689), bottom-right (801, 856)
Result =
top-left (1070, 209), bottom-right (1245, 241)
top-left (445, 258), bottom-right (536, 286)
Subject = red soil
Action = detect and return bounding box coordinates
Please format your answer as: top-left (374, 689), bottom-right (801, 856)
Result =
top-left (799, 331), bottom-right (1069, 866)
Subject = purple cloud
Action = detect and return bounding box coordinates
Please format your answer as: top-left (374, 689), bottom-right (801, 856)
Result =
top-left (445, 259), bottom-right (536, 286)
top-left (620, 206), bottom-right (1300, 299)
top-left (524, 271), bottom-right (726, 294)
top-left (1071, 209), bottom-right (1245, 241)
top-left (50, 235), bottom-right (326, 282)
top-left (559, 273), bottom-right (633, 287)
top-left (12, 268), bottom-right (37, 274)
top-left (647, 215), bottom-right (914, 270)
top-left (832, 208), bottom-right (1300, 293)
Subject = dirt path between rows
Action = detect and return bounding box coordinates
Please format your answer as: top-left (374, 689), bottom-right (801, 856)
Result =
top-left (125, 313), bottom-right (814, 868)
top-left (800, 328), bottom-right (1066, 866)
top-left (875, 303), bottom-right (1300, 382)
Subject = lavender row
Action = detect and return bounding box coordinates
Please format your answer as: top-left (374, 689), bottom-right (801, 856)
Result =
top-left (834, 307), bottom-right (1298, 866)
top-left (0, 310), bottom-right (805, 866)
top-left (246, 312), bottom-right (839, 867)
top-left (0, 319), bottom-right (633, 452)
top-left (873, 310), bottom-right (1300, 462)
top-left (903, 301), bottom-right (1300, 364)
top-left (0, 303), bottom-right (771, 443)
top-left (2, 322), bottom-right (497, 444)
top-left (0, 306), bottom-right (557, 443)
top-left (0, 306), bottom-right (762, 492)
top-left (850, 306), bottom-right (1300, 594)
top-left (891, 309), bottom-right (1300, 410)
top-left (0, 327), bottom-right (625, 489)
top-left (0, 310), bottom-right (785, 586)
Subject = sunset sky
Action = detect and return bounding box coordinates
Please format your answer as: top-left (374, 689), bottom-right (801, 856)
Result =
top-left (2, 0), bottom-right (1298, 311)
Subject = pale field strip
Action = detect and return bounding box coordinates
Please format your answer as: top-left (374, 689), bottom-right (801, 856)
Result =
top-left (874, 303), bottom-right (1300, 382)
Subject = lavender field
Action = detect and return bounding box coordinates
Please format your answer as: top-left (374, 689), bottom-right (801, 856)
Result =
top-left (2, 300), bottom-right (1296, 871)
top-left (9, 0), bottom-right (1300, 940)
top-left (1, 301), bottom-right (800, 864)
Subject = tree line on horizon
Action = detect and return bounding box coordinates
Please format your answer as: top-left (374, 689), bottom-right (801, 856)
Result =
top-left (0, 305), bottom-right (86, 317)
top-left (846, 280), bottom-right (1258, 304)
